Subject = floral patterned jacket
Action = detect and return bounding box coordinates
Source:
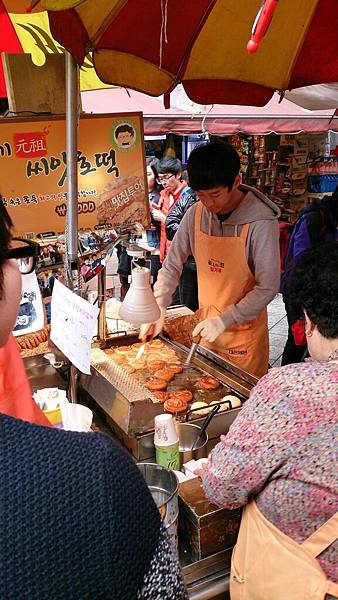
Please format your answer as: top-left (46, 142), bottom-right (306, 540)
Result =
top-left (202, 351), bottom-right (338, 582)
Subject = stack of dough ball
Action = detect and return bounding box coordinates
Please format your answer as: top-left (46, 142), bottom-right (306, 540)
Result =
top-left (210, 395), bottom-right (242, 411)
top-left (190, 401), bottom-right (211, 416)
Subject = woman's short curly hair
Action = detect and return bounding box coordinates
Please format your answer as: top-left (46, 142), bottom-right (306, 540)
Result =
top-left (287, 241), bottom-right (338, 339)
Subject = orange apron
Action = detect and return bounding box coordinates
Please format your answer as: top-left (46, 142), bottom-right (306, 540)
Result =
top-left (230, 501), bottom-right (338, 600)
top-left (0, 334), bottom-right (50, 427)
top-left (194, 202), bottom-right (268, 377)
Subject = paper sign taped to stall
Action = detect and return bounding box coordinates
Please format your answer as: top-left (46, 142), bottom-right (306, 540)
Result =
top-left (50, 280), bottom-right (99, 374)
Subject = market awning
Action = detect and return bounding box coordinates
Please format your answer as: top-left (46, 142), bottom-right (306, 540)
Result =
top-left (81, 88), bottom-right (338, 136)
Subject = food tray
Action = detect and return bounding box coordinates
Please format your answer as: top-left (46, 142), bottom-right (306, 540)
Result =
top-left (16, 326), bottom-right (50, 358)
top-left (19, 340), bottom-right (50, 359)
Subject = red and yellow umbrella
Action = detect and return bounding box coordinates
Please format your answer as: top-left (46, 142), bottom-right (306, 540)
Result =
top-left (28, 0), bottom-right (338, 107)
top-left (0, 0), bottom-right (110, 97)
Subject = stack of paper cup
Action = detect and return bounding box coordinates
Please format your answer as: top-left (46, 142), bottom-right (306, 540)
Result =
top-left (154, 414), bottom-right (180, 471)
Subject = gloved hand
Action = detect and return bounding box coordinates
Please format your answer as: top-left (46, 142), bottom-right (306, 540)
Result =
top-left (139, 307), bottom-right (166, 342)
top-left (192, 316), bottom-right (225, 343)
top-left (151, 208), bottom-right (166, 223)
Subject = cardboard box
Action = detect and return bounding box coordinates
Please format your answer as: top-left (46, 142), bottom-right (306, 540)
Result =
top-left (178, 478), bottom-right (241, 562)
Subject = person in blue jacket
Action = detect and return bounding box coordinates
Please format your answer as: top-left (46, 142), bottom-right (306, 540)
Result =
top-left (281, 185), bottom-right (338, 365)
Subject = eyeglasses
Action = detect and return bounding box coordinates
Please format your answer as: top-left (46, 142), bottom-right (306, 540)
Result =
top-left (156, 174), bottom-right (176, 184)
top-left (2, 238), bottom-right (40, 274)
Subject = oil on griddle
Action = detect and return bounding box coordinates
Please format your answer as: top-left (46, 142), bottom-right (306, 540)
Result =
top-left (103, 339), bottom-right (240, 420)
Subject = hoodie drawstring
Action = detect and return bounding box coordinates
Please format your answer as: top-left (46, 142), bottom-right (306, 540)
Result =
top-left (208, 211), bottom-right (212, 236)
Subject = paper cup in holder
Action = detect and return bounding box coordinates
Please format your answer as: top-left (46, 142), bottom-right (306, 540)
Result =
top-left (154, 414), bottom-right (178, 446)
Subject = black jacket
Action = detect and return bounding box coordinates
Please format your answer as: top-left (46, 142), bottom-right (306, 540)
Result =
top-left (165, 188), bottom-right (197, 270)
top-left (165, 188), bottom-right (197, 241)
top-left (0, 414), bottom-right (187, 599)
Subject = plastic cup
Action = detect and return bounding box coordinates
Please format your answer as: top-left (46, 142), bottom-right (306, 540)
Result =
top-left (154, 414), bottom-right (178, 446)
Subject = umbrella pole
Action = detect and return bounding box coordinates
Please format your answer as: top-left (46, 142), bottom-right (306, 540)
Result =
top-left (65, 51), bottom-right (79, 403)
top-left (65, 50), bottom-right (79, 282)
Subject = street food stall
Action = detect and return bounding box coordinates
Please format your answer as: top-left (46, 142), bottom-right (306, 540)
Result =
top-left (86, 302), bottom-right (259, 597)
top-left (21, 309), bottom-right (257, 599)
top-left (3, 1), bottom-right (338, 597)
top-left (1, 109), bottom-right (258, 596)
top-left (80, 316), bottom-right (258, 598)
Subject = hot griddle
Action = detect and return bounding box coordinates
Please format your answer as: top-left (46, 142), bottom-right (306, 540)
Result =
top-left (80, 335), bottom-right (257, 459)
top-left (106, 342), bottom-right (243, 409)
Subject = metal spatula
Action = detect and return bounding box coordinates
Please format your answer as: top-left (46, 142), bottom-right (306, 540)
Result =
top-left (183, 340), bottom-right (199, 368)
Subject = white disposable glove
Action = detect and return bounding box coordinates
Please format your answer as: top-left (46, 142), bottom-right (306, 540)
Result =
top-left (139, 307), bottom-right (166, 342)
top-left (192, 316), bottom-right (225, 343)
top-left (151, 208), bottom-right (166, 223)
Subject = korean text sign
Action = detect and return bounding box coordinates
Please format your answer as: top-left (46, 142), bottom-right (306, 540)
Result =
top-left (0, 113), bottom-right (149, 235)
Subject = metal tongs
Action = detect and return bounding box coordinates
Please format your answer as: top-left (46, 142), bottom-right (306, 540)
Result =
top-left (183, 336), bottom-right (201, 369)
top-left (191, 404), bottom-right (220, 451)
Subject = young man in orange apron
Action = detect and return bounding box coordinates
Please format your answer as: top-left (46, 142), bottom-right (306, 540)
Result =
top-left (140, 143), bottom-right (280, 378)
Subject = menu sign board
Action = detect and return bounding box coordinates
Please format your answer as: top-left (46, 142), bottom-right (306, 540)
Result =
top-left (0, 112), bottom-right (149, 235)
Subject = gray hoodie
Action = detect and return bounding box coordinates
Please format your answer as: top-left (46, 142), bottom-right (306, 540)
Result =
top-left (154, 184), bottom-right (281, 330)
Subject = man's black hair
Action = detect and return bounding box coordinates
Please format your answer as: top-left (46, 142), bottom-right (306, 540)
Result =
top-left (187, 142), bottom-right (240, 191)
top-left (287, 240), bottom-right (338, 339)
top-left (158, 156), bottom-right (182, 176)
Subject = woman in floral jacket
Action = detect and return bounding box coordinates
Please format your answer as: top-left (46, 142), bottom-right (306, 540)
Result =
top-left (202, 241), bottom-right (338, 599)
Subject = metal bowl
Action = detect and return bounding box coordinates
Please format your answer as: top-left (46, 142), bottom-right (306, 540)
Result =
top-left (137, 462), bottom-right (179, 551)
top-left (176, 422), bottom-right (208, 464)
top-left (137, 462), bottom-right (178, 510)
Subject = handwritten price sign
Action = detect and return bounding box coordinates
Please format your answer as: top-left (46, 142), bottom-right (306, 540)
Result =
top-left (50, 280), bottom-right (99, 374)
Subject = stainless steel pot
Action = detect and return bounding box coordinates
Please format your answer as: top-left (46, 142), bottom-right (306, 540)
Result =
top-left (137, 462), bottom-right (179, 551)
top-left (176, 422), bottom-right (208, 464)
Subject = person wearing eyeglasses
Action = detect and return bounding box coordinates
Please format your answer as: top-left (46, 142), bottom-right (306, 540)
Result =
top-left (152, 157), bottom-right (193, 264)
top-left (0, 198), bottom-right (50, 426)
top-left (152, 156), bottom-right (199, 309)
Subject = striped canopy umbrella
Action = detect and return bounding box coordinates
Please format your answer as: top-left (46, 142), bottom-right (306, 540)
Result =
top-left (0, 0), bottom-right (110, 97)
top-left (28, 0), bottom-right (338, 108)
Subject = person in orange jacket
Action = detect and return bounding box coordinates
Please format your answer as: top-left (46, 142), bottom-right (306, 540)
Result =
top-left (0, 198), bottom-right (50, 426)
